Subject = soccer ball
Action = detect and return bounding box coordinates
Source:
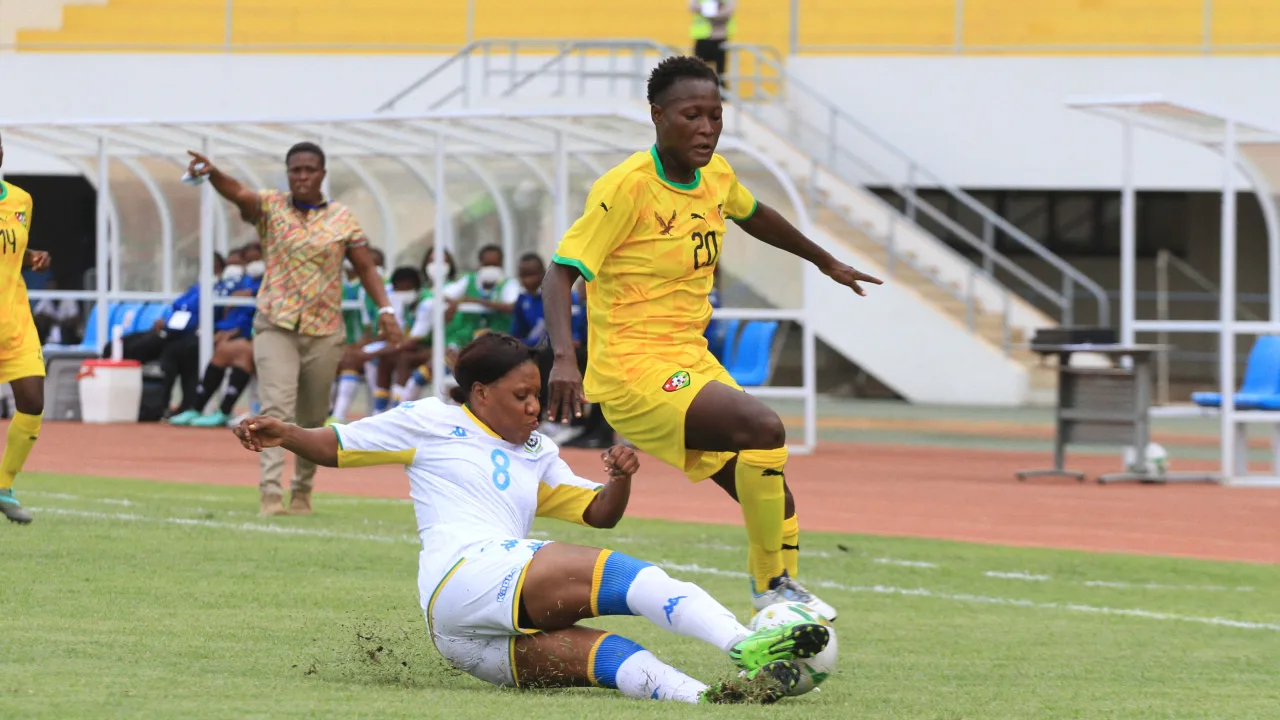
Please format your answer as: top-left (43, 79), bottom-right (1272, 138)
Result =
top-left (747, 602), bottom-right (838, 695)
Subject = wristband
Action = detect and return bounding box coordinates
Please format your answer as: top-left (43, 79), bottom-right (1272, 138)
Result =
top-left (377, 306), bottom-right (396, 317)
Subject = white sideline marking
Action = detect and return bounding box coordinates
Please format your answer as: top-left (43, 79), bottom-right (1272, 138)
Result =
top-left (33, 508), bottom-right (419, 545)
top-left (874, 558), bottom-right (939, 569)
top-left (659, 562), bottom-right (1280, 633)
top-left (1082, 580), bottom-right (1254, 592)
top-left (985, 571), bottom-right (1052, 582)
top-left (24, 490), bottom-right (409, 507)
top-left (30, 505), bottom-right (1280, 634)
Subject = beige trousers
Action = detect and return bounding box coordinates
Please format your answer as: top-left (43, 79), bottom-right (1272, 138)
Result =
top-left (252, 318), bottom-right (344, 497)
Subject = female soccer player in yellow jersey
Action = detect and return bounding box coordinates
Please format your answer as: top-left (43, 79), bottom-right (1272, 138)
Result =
top-left (0, 132), bottom-right (51, 525)
top-left (543, 57), bottom-right (882, 620)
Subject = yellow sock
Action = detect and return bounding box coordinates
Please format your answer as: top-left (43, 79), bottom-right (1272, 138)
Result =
top-left (782, 514), bottom-right (800, 578)
top-left (735, 447), bottom-right (788, 592)
top-left (1, 411), bottom-right (42, 491)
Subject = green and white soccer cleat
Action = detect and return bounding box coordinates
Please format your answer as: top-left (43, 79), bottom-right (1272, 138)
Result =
top-left (190, 410), bottom-right (231, 428)
top-left (729, 620), bottom-right (830, 673)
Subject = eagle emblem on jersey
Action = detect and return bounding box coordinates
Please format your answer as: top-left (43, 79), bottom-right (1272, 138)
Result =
top-left (662, 370), bottom-right (692, 392)
top-left (14, 212), bottom-right (25, 227)
top-left (524, 433), bottom-right (542, 455)
top-left (654, 209), bottom-right (677, 236)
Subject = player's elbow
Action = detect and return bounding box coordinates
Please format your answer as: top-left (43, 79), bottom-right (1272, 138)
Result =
top-left (583, 501), bottom-right (623, 529)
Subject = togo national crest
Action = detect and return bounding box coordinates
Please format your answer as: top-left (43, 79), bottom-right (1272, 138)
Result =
top-left (14, 212), bottom-right (26, 227)
top-left (662, 370), bottom-right (691, 393)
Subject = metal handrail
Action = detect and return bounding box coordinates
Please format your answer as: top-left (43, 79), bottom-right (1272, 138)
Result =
top-left (724, 43), bottom-right (1109, 327)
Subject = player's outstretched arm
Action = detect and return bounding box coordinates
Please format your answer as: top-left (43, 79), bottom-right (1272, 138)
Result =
top-left (542, 262), bottom-right (587, 423)
top-left (233, 416), bottom-right (338, 467)
top-left (581, 445), bottom-right (639, 529)
top-left (185, 150), bottom-right (262, 224)
top-left (736, 201), bottom-right (884, 297)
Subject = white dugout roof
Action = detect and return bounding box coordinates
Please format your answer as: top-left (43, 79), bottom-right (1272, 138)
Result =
top-left (1068, 94), bottom-right (1280, 486)
top-left (6, 108), bottom-right (820, 452)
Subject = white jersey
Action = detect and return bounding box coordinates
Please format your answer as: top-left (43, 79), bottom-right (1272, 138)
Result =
top-left (331, 398), bottom-right (603, 585)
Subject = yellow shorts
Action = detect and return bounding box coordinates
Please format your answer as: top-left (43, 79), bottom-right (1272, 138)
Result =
top-left (597, 352), bottom-right (740, 483)
top-left (0, 345), bottom-right (45, 386)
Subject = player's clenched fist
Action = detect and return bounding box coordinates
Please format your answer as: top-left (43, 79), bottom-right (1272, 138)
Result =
top-left (602, 445), bottom-right (639, 481)
top-left (233, 416), bottom-right (288, 452)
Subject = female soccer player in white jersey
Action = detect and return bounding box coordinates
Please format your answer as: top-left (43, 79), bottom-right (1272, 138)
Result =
top-left (232, 332), bottom-right (830, 704)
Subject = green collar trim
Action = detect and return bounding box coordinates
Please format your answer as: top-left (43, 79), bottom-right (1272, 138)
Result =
top-left (0, 181), bottom-right (8, 203)
top-left (650, 145), bottom-right (701, 191)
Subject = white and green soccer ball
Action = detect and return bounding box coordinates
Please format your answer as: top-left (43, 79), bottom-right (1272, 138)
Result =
top-left (747, 601), bottom-right (838, 695)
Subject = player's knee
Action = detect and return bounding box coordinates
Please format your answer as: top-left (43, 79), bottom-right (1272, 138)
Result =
top-left (735, 412), bottom-right (785, 450)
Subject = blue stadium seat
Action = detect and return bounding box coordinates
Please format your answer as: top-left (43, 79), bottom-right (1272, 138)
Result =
top-left (711, 318), bottom-right (739, 366)
top-left (726, 321), bottom-right (779, 387)
top-left (114, 302), bottom-right (145, 336)
top-left (1192, 335), bottom-right (1280, 409)
top-left (133, 302), bottom-right (170, 334)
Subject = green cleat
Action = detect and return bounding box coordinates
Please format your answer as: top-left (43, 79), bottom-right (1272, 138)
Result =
top-left (729, 621), bottom-right (830, 673)
top-left (699, 661), bottom-right (800, 704)
top-left (0, 489), bottom-right (32, 525)
top-left (167, 409), bottom-right (201, 426)
top-left (190, 411), bottom-right (231, 428)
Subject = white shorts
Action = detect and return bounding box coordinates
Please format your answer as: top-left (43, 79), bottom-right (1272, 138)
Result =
top-left (421, 537), bottom-right (552, 687)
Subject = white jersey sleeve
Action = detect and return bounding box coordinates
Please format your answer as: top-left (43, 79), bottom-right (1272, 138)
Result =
top-left (535, 446), bottom-right (604, 526)
top-left (409, 295), bottom-right (435, 339)
top-left (498, 278), bottom-right (520, 305)
top-left (331, 405), bottom-right (422, 467)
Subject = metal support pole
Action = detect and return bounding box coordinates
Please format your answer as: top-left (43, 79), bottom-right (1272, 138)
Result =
top-left (431, 132), bottom-right (449, 399)
top-left (1120, 119), bottom-right (1137, 347)
top-left (94, 139), bottom-right (110, 357)
top-left (1156, 250), bottom-right (1170, 405)
top-left (198, 137), bottom-right (216, 372)
top-left (802, 264), bottom-right (818, 452)
top-left (789, 0), bottom-right (800, 56)
top-left (553, 131), bottom-right (569, 238)
top-left (1220, 120), bottom-right (1238, 482)
top-left (1202, 0), bottom-right (1214, 55)
top-left (224, 0), bottom-right (234, 52)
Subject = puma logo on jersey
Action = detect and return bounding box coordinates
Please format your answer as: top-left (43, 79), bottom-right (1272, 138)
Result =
top-left (691, 212), bottom-right (706, 222)
top-left (654, 209), bottom-right (677, 236)
top-left (599, 202), bottom-right (609, 213)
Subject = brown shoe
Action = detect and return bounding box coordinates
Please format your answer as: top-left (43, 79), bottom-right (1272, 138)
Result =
top-left (288, 491), bottom-right (312, 515)
top-left (259, 493), bottom-right (287, 517)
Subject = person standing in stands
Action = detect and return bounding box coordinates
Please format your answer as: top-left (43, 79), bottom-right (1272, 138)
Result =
top-left (689, 0), bottom-right (736, 82)
top-left (185, 141), bottom-right (402, 517)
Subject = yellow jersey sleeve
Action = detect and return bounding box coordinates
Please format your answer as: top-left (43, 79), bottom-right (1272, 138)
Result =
top-left (552, 177), bottom-right (638, 282)
top-left (723, 173), bottom-right (758, 222)
top-left (535, 457), bottom-right (604, 526)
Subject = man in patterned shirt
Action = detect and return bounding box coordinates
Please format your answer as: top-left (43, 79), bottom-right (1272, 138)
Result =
top-left (185, 142), bottom-right (402, 516)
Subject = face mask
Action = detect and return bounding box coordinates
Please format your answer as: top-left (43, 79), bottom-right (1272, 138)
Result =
top-left (245, 260), bottom-right (266, 279)
top-left (221, 264), bottom-right (245, 284)
top-left (476, 265), bottom-right (505, 289)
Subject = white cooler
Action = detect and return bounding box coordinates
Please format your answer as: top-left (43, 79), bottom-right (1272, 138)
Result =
top-left (77, 359), bottom-right (143, 424)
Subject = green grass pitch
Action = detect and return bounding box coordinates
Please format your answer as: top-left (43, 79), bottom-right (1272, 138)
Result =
top-left (3, 473), bottom-right (1279, 719)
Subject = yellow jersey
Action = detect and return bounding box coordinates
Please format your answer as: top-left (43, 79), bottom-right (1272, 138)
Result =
top-left (552, 147), bottom-right (757, 402)
top-left (0, 181), bottom-right (37, 360)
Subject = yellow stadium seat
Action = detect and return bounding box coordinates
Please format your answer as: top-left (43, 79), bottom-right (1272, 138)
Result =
top-left (797, 0), bottom-right (955, 50)
top-left (963, 0), bottom-right (1202, 50)
top-left (1212, 0), bottom-right (1280, 48)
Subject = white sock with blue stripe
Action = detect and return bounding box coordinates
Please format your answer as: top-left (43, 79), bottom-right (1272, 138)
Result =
top-left (593, 551), bottom-right (749, 653)
top-left (590, 634), bottom-right (707, 703)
